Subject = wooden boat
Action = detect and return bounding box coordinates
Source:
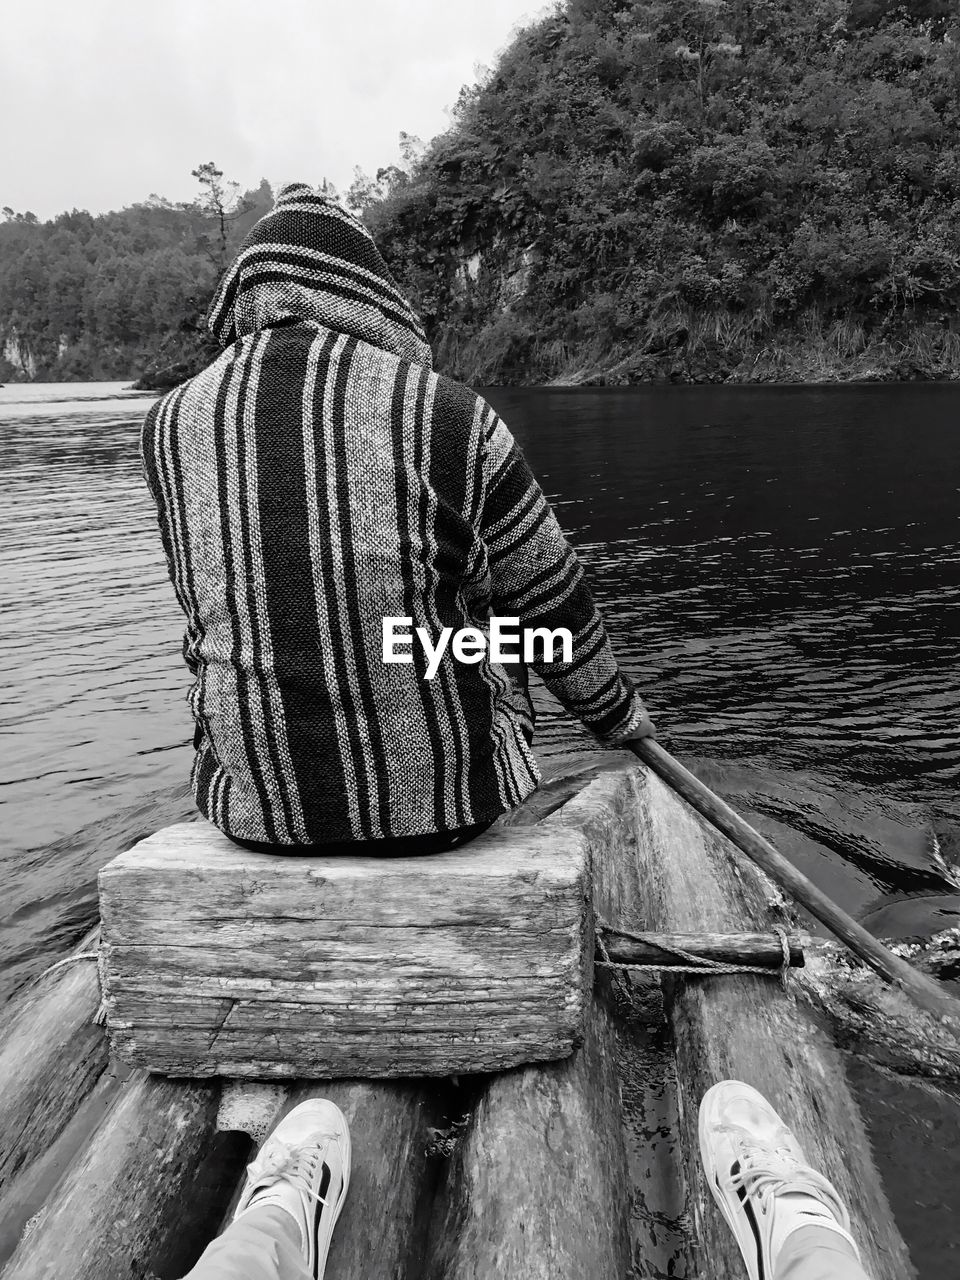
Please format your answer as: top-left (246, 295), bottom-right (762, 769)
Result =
top-left (0, 759), bottom-right (918, 1279)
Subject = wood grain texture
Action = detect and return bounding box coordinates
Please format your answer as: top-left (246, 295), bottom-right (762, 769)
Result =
top-left (294, 1080), bottom-right (439, 1280)
top-left (549, 761), bottom-right (691, 1278)
top-left (798, 941), bottom-right (960, 1096)
top-left (632, 765), bottom-right (915, 1280)
top-left (0, 930), bottom-right (107, 1202)
top-left (423, 999), bottom-right (631, 1280)
top-left (422, 762), bottom-right (688, 1280)
top-left (98, 821), bottom-right (593, 1078)
top-left (1, 759), bottom-right (920, 1279)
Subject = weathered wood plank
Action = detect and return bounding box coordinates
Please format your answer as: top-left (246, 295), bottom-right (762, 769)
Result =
top-left (99, 821), bottom-right (593, 1078)
top-left (0, 1075), bottom-right (250, 1280)
top-left (549, 760), bottom-right (690, 1278)
top-left (632, 765), bottom-right (915, 1280)
top-left (295, 1080), bottom-right (440, 1280)
top-left (100, 821), bottom-right (585, 922)
top-left (797, 937), bottom-right (960, 1096)
top-left (85, 1027), bottom-right (587, 1081)
top-left (423, 762), bottom-right (687, 1280)
top-left (493, 759), bottom-right (618, 827)
top-left (423, 998), bottom-right (631, 1280)
top-left (0, 930), bottom-right (107, 1205)
top-left (103, 939), bottom-right (584, 983)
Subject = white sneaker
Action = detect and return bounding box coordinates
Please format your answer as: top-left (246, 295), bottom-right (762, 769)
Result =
top-left (699, 1081), bottom-right (862, 1280)
top-left (234, 1099), bottom-right (351, 1280)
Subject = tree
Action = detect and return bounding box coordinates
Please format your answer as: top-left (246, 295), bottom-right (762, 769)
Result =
top-left (189, 161), bottom-right (249, 270)
top-left (399, 132), bottom-right (427, 171)
top-left (346, 133), bottom-right (426, 213)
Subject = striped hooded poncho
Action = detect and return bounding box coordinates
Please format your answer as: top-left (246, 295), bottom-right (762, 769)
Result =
top-left (140, 183), bottom-right (648, 845)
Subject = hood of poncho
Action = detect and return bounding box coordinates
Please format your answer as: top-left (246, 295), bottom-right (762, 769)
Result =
top-left (206, 182), bottom-right (432, 368)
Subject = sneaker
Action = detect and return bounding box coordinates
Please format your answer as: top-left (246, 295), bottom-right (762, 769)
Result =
top-left (234, 1098), bottom-right (351, 1279)
top-left (699, 1081), bottom-right (861, 1280)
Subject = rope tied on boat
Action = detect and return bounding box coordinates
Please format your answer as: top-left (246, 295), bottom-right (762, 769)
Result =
top-left (594, 920), bottom-right (793, 993)
top-left (35, 950), bottom-right (108, 1025)
top-left (38, 924), bottom-right (795, 1038)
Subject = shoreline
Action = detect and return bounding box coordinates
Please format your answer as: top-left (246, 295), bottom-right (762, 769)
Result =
top-left (3, 372), bottom-right (960, 391)
top-left (2, 338), bottom-right (959, 393)
top-left (542, 340), bottom-right (960, 388)
top-left (3, 367), bottom-right (959, 392)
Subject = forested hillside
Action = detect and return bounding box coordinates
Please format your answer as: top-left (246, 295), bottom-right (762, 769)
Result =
top-left (0, 176), bottom-right (273, 384)
top-left (360, 0), bottom-right (960, 383)
top-left (2, 0), bottom-right (959, 385)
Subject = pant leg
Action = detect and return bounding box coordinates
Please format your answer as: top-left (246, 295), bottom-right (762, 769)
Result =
top-left (179, 1205), bottom-right (312, 1280)
top-left (774, 1225), bottom-right (873, 1280)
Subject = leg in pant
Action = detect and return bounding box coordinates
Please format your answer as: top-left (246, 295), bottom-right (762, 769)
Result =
top-left (180, 1205), bottom-right (311, 1280)
top-left (774, 1225), bottom-right (872, 1280)
top-left (180, 1099), bottom-right (351, 1280)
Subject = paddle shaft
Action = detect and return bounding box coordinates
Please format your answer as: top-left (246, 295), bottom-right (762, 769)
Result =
top-left (628, 738), bottom-right (960, 1024)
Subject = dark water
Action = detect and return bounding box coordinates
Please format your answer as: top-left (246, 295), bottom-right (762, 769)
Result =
top-left (2, 381), bottom-right (959, 1274)
top-left (491, 385), bottom-right (960, 917)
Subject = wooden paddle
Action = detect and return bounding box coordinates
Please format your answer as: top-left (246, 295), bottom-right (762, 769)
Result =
top-left (627, 737), bottom-right (960, 1025)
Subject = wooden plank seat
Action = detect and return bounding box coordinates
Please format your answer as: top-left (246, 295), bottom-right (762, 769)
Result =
top-left (97, 819), bottom-right (593, 1079)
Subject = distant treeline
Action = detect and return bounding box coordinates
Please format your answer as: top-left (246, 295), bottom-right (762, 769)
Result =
top-left (0, 176), bottom-right (274, 385)
top-left (2, 0), bottom-right (959, 386)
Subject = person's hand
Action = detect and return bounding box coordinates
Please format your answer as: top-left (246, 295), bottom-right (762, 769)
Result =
top-left (621, 707), bottom-right (657, 743)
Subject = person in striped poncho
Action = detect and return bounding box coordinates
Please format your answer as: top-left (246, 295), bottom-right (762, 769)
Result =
top-left (140, 182), bottom-right (654, 853)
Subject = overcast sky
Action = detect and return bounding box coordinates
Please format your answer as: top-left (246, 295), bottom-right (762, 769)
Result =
top-left (2, 0), bottom-right (550, 221)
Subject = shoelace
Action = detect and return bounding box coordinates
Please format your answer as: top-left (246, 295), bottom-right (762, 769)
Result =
top-left (246, 1133), bottom-right (343, 1210)
top-left (719, 1124), bottom-right (852, 1231)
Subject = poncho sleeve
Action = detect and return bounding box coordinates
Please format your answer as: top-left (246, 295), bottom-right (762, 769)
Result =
top-left (475, 407), bottom-right (650, 746)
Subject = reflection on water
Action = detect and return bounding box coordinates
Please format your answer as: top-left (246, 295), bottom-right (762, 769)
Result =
top-left (2, 380), bottom-right (959, 1272)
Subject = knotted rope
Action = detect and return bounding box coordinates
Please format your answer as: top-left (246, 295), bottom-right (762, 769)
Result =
top-left (35, 950), bottom-right (108, 1025)
top-left (36, 951), bottom-right (99, 978)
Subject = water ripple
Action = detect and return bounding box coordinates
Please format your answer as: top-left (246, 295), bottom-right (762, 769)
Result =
top-left (3, 381), bottom-right (960, 998)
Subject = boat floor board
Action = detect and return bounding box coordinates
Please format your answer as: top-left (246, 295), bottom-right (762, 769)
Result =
top-left (633, 765), bottom-right (915, 1280)
top-left (422, 994), bottom-right (632, 1280)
